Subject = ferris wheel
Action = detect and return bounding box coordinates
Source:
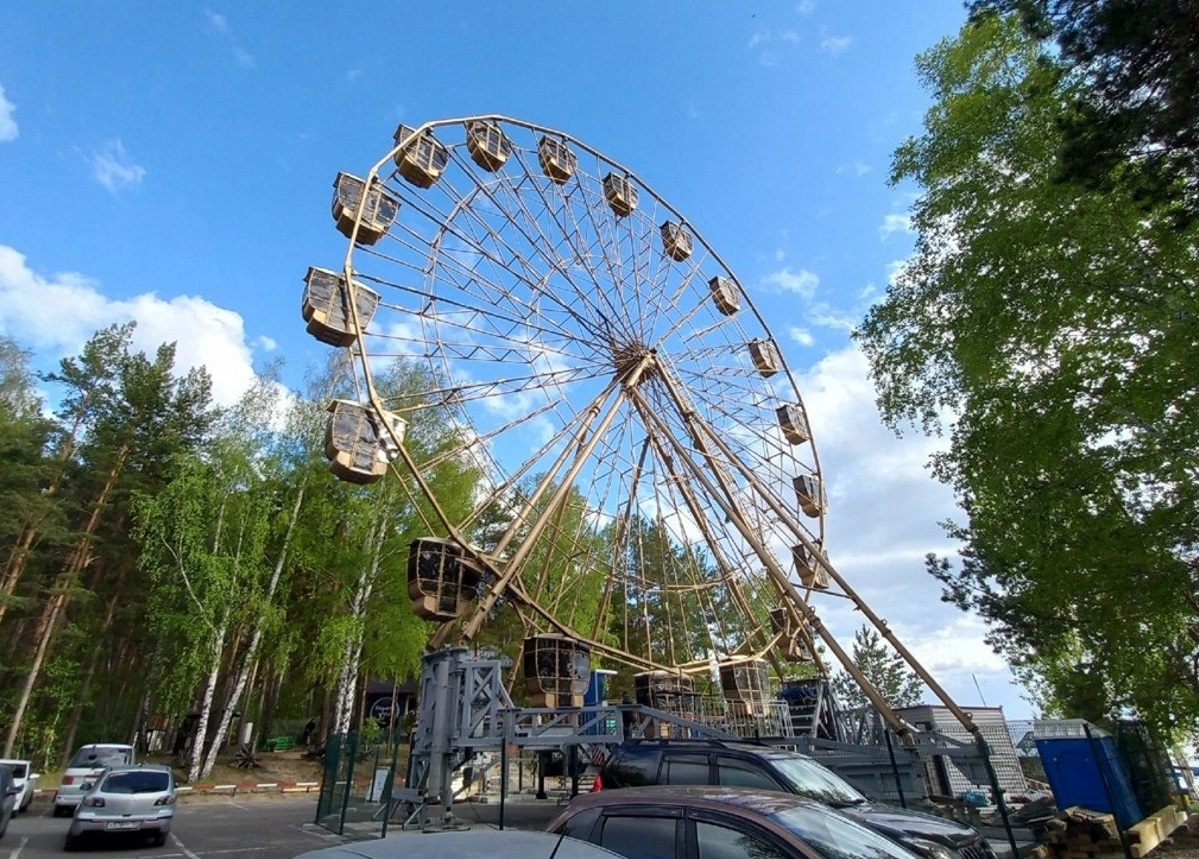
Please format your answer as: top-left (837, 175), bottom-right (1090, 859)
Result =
top-left (303, 115), bottom-right (917, 721)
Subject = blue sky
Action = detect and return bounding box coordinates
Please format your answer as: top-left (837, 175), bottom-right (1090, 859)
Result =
top-left (0, 2), bottom-right (1039, 719)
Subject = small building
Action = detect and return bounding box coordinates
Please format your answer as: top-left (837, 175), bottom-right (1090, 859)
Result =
top-left (895, 704), bottom-right (1028, 796)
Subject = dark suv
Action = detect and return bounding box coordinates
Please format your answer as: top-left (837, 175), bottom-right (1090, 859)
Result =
top-left (595, 740), bottom-right (994, 859)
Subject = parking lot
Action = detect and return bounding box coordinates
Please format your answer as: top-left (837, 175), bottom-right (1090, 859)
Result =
top-left (0, 796), bottom-right (344, 859)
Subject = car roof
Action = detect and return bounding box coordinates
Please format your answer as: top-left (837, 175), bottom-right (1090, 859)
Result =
top-left (76, 743), bottom-right (133, 750)
top-left (622, 739), bottom-right (805, 757)
top-left (293, 829), bottom-right (626, 859)
top-left (0, 759), bottom-right (31, 765)
top-left (565, 784), bottom-right (826, 815)
top-left (102, 764), bottom-right (173, 775)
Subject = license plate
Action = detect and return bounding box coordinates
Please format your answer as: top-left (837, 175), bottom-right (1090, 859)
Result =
top-left (105, 821), bottom-right (141, 831)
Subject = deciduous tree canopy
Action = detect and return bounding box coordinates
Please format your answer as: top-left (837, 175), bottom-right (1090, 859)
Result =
top-left (972, 0), bottom-right (1199, 224)
top-left (855, 14), bottom-right (1199, 738)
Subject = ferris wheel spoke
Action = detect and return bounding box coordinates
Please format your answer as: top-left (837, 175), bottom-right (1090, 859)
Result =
top-left (318, 117), bottom-right (847, 709)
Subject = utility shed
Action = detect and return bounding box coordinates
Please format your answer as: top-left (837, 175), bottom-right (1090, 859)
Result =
top-left (895, 704), bottom-right (1029, 797)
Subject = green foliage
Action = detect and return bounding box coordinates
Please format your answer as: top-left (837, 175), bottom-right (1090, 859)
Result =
top-left (970, 0), bottom-right (1199, 225)
top-left (831, 625), bottom-right (925, 711)
top-left (856, 13), bottom-right (1199, 738)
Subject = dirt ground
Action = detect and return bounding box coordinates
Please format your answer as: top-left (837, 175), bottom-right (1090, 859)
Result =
top-left (195, 749), bottom-right (326, 785)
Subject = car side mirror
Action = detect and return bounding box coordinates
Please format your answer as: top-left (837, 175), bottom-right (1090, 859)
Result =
top-left (80, 782), bottom-right (94, 791)
top-left (31, 772), bottom-right (40, 779)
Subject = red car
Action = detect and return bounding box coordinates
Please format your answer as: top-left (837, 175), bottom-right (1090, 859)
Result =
top-left (548, 785), bottom-right (927, 859)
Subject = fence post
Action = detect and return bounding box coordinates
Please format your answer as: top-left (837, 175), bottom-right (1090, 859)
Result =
top-left (977, 736), bottom-right (1020, 859)
top-left (339, 731), bottom-right (358, 836)
top-left (884, 728), bottom-right (908, 808)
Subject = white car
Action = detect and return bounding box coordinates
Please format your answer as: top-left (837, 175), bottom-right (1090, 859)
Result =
top-left (0, 759), bottom-right (38, 815)
top-left (54, 744), bottom-right (135, 817)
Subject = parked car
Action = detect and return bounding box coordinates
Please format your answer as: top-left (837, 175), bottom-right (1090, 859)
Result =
top-left (65, 763), bottom-right (176, 849)
top-left (0, 764), bottom-right (19, 839)
top-left (550, 784), bottom-right (927, 859)
top-left (293, 829), bottom-right (628, 859)
top-left (54, 743), bottom-right (136, 816)
top-left (0, 759), bottom-right (38, 814)
top-left (594, 740), bottom-right (994, 859)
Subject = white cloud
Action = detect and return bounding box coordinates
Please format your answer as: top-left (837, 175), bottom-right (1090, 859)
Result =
top-left (786, 343), bottom-right (1032, 714)
top-left (760, 266), bottom-right (819, 298)
top-left (796, 0), bottom-right (816, 14)
top-left (820, 29), bottom-right (852, 55)
top-left (748, 29), bottom-right (801, 66)
top-left (879, 213), bottom-right (913, 241)
top-left (204, 8), bottom-right (255, 68)
top-left (257, 335), bottom-right (278, 352)
top-left (0, 84), bottom-right (18, 142)
top-left (233, 47), bottom-right (256, 69)
top-left (90, 140), bottom-right (145, 192)
top-left (0, 244), bottom-right (263, 407)
top-left (204, 8), bottom-right (229, 33)
top-left (788, 326), bottom-right (814, 347)
top-left (836, 161), bottom-right (872, 177)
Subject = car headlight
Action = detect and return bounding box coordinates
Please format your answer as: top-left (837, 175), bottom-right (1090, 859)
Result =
top-left (904, 839), bottom-right (957, 859)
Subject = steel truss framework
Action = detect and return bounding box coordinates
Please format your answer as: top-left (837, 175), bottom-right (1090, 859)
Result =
top-left (311, 114), bottom-right (986, 754)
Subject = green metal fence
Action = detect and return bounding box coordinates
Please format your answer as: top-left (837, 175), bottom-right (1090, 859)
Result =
top-left (314, 731), bottom-right (403, 837)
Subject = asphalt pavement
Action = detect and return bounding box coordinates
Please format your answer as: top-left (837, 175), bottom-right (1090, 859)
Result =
top-left (0, 795), bottom-right (343, 859)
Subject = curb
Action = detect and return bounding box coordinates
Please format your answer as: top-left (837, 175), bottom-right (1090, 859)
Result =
top-left (35, 781), bottom-right (323, 799)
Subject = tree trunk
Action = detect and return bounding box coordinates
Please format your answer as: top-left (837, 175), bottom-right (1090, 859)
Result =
top-left (187, 625), bottom-right (226, 783)
top-left (0, 401), bottom-right (88, 629)
top-left (198, 483), bottom-right (305, 778)
top-left (2, 442), bottom-right (129, 756)
top-left (331, 513), bottom-right (387, 735)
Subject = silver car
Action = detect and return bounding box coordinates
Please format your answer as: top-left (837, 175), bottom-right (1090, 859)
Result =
top-left (65, 764), bottom-right (176, 849)
top-left (55, 743), bottom-right (135, 815)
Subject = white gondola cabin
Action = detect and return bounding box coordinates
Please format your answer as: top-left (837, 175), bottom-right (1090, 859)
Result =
top-left (748, 339), bottom-right (780, 377)
top-left (407, 537), bottom-right (483, 622)
top-left (719, 659), bottom-right (769, 703)
top-left (633, 671), bottom-right (695, 710)
top-left (792, 543), bottom-right (830, 589)
top-left (770, 607), bottom-right (814, 662)
top-left (776, 404), bottom-right (810, 445)
top-left (538, 136), bottom-right (577, 184)
top-left (708, 276), bottom-right (741, 316)
top-left (602, 173), bottom-right (638, 217)
top-left (393, 125), bottom-right (450, 188)
top-left (660, 221), bottom-right (693, 261)
top-left (325, 400), bottom-right (392, 484)
top-left (465, 120), bottom-right (512, 172)
top-left (523, 634), bottom-right (591, 708)
top-left (793, 474), bottom-right (825, 518)
top-left (331, 173), bottom-right (398, 245)
top-left (302, 267), bottom-right (381, 347)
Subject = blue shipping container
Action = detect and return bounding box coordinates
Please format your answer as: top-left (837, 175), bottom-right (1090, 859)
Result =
top-left (1035, 736), bottom-right (1143, 829)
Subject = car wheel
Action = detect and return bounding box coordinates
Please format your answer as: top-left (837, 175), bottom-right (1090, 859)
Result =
top-left (64, 833), bottom-right (79, 852)
top-left (53, 804), bottom-right (68, 818)
top-left (151, 831), bottom-right (168, 847)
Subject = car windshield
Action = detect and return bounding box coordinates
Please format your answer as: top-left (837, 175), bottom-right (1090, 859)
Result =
top-left (769, 756), bottom-right (868, 807)
top-left (69, 747), bottom-right (132, 769)
top-left (771, 803), bottom-right (922, 859)
top-left (101, 771), bottom-right (170, 794)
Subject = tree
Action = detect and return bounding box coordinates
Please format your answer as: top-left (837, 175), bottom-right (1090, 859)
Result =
top-left (855, 14), bottom-right (1199, 737)
top-left (970, 0), bottom-right (1199, 224)
top-left (831, 625), bottom-right (924, 711)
